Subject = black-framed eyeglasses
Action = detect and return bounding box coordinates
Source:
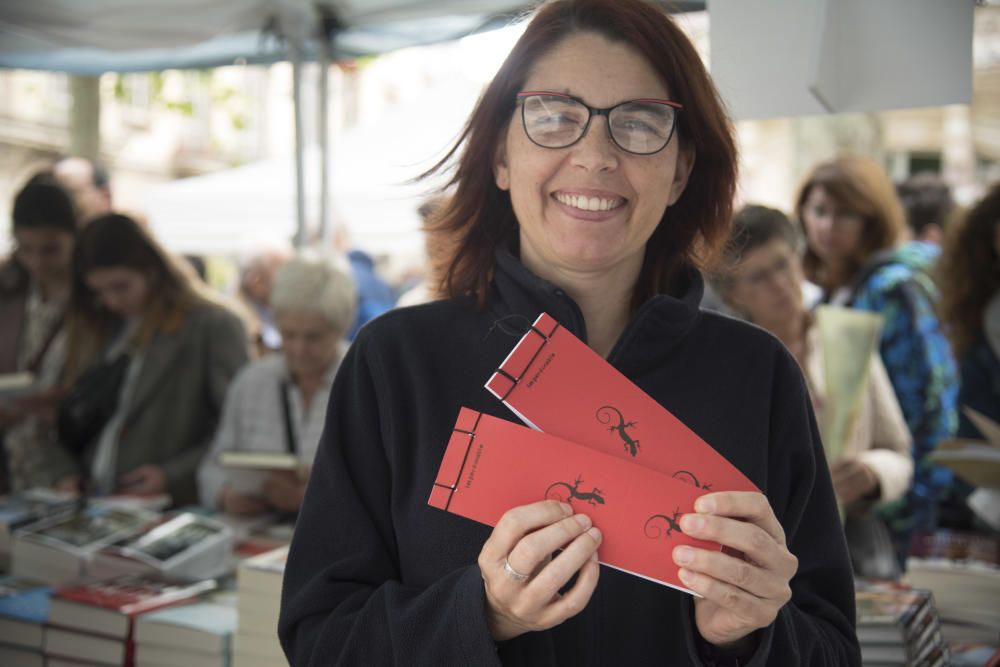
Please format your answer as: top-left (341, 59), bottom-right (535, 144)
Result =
top-left (516, 91), bottom-right (682, 156)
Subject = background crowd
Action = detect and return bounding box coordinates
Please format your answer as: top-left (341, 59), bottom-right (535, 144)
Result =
top-left (0, 150), bottom-right (997, 571)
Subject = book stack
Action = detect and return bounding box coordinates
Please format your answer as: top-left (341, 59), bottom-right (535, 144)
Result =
top-left (906, 529), bottom-right (1000, 645)
top-left (43, 574), bottom-right (217, 666)
top-left (133, 590), bottom-right (238, 667)
top-left (854, 579), bottom-right (947, 666)
top-left (0, 576), bottom-right (52, 667)
top-left (12, 505), bottom-right (156, 584)
top-left (0, 489), bottom-right (77, 566)
top-left (234, 546), bottom-right (288, 667)
top-left (90, 512), bottom-right (234, 581)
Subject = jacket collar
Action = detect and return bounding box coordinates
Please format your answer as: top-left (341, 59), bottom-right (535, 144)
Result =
top-left (489, 249), bottom-right (704, 368)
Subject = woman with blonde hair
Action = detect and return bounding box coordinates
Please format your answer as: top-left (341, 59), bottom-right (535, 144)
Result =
top-left (795, 155), bottom-right (959, 561)
top-left (56, 213), bottom-right (249, 506)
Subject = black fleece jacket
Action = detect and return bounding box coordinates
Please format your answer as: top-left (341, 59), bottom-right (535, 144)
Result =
top-left (278, 251), bottom-right (861, 666)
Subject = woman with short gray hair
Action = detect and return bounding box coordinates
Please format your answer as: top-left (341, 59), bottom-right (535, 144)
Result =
top-left (198, 254), bottom-right (356, 515)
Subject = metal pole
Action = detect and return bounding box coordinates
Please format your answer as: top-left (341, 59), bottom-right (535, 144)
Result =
top-left (290, 41), bottom-right (307, 249)
top-left (318, 39), bottom-right (331, 247)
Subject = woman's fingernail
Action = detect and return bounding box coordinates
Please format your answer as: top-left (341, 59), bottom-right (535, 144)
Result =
top-left (587, 526), bottom-right (602, 543)
top-left (575, 514), bottom-right (592, 529)
top-left (560, 502), bottom-right (573, 515)
top-left (678, 568), bottom-right (694, 584)
top-left (695, 496), bottom-right (715, 513)
top-left (681, 515), bottom-right (704, 533)
top-left (674, 546), bottom-right (694, 565)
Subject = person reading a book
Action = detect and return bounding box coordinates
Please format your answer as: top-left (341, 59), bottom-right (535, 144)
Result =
top-left (0, 173), bottom-right (80, 493)
top-left (54, 213), bottom-right (249, 506)
top-left (711, 205), bottom-right (913, 579)
top-left (198, 254), bottom-right (356, 516)
top-left (279, 1), bottom-right (859, 665)
top-left (795, 156), bottom-right (960, 563)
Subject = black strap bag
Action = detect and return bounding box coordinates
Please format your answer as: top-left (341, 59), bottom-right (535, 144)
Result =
top-left (56, 354), bottom-right (130, 456)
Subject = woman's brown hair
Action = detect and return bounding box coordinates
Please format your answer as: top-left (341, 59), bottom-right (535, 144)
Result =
top-left (423, 0), bottom-right (737, 310)
top-left (937, 182), bottom-right (1000, 358)
top-left (64, 213), bottom-right (226, 382)
top-left (794, 155), bottom-right (907, 291)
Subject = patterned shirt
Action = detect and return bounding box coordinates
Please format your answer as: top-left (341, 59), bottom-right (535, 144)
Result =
top-left (845, 242), bottom-right (959, 538)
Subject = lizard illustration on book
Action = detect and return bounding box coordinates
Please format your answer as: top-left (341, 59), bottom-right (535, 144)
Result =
top-left (596, 405), bottom-right (640, 457)
top-left (644, 508), bottom-right (684, 539)
top-left (545, 475), bottom-right (606, 506)
top-left (672, 469), bottom-right (712, 491)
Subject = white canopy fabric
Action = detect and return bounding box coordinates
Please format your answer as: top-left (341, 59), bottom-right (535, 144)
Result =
top-left (0, 1), bottom-right (536, 73)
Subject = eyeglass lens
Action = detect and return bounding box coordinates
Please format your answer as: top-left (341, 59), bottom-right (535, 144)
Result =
top-left (521, 94), bottom-right (676, 155)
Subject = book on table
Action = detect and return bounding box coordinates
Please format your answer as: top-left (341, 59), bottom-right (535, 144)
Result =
top-left (90, 512), bottom-right (233, 580)
top-left (134, 590), bottom-right (237, 663)
top-left (44, 574), bottom-right (218, 666)
top-left (0, 488), bottom-right (77, 560)
top-left (12, 505), bottom-right (157, 584)
top-left (234, 546), bottom-right (287, 666)
top-left (0, 576), bottom-right (52, 651)
top-left (0, 643), bottom-right (44, 667)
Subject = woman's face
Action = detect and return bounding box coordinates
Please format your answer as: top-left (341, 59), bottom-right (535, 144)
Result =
top-left (495, 32), bottom-right (693, 284)
top-left (85, 267), bottom-right (152, 318)
top-left (277, 311), bottom-right (341, 382)
top-left (800, 185), bottom-right (866, 268)
top-left (14, 227), bottom-right (75, 289)
top-left (726, 238), bottom-right (804, 330)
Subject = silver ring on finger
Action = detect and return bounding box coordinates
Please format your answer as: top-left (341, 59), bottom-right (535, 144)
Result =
top-left (503, 556), bottom-right (530, 582)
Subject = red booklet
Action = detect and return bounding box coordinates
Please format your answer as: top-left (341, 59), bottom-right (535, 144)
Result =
top-left (486, 312), bottom-right (758, 494)
top-left (429, 408), bottom-right (721, 593)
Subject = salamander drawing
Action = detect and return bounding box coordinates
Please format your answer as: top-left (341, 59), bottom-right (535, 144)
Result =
top-left (545, 475), bottom-right (606, 506)
top-left (596, 405), bottom-right (639, 457)
top-left (644, 508), bottom-right (684, 539)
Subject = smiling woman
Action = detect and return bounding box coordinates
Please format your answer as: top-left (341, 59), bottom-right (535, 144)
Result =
top-left (279, 1), bottom-right (860, 665)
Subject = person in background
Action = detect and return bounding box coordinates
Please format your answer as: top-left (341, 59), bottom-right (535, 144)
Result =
top-left (396, 194), bottom-right (450, 308)
top-left (199, 254), bottom-right (356, 516)
top-left (238, 246), bottom-right (290, 357)
top-left (896, 171), bottom-right (955, 247)
top-left (56, 213), bottom-right (249, 506)
top-left (0, 173), bottom-right (79, 492)
top-left (345, 248), bottom-right (396, 339)
top-left (279, 1), bottom-right (858, 664)
top-left (795, 155), bottom-right (959, 562)
top-left (712, 205), bottom-right (913, 578)
top-left (52, 156), bottom-right (112, 225)
top-left (937, 182), bottom-right (1000, 440)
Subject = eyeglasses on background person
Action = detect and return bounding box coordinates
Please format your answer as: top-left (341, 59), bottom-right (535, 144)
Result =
top-left (516, 91), bottom-right (683, 155)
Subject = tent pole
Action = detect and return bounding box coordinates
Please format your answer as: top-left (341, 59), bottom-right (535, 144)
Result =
top-left (318, 38), bottom-right (331, 247)
top-left (291, 40), bottom-right (307, 249)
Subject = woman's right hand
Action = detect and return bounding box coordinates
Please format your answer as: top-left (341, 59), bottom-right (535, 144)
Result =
top-left (478, 499), bottom-right (602, 641)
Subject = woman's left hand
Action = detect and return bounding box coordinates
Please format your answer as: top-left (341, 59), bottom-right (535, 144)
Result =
top-left (119, 465), bottom-right (168, 496)
top-left (672, 492), bottom-right (797, 651)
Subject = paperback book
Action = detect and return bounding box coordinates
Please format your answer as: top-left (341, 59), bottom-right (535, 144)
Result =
top-left (0, 576), bottom-right (52, 650)
top-left (485, 312), bottom-right (758, 494)
top-left (134, 590), bottom-right (237, 660)
top-left (429, 407), bottom-right (720, 593)
top-left (12, 505), bottom-right (156, 584)
top-left (90, 512), bottom-right (234, 580)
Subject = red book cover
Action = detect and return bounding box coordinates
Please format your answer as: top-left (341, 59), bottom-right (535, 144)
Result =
top-left (49, 573), bottom-right (217, 633)
top-left (429, 407), bottom-right (721, 593)
top-left (486, 312), bottom-right (758, 494)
